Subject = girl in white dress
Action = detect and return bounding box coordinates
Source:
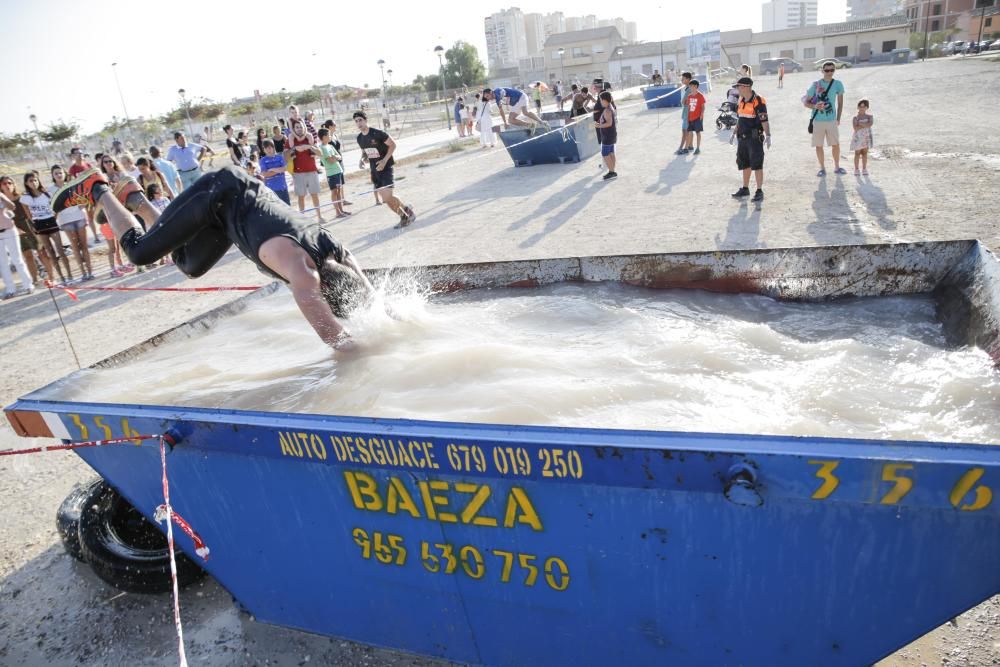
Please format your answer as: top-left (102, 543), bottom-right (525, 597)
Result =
top-left (850, 99), bottom-right (874, 176)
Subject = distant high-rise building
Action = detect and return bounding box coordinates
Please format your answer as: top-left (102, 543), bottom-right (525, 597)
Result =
top-left (486, 8), bottom-right (639, 65)
top-left (846, 0), bottom-right (903, 20)
top-left (524, 12), bottom-right (546, 55)
top-left (485, 7), bottom-right (530, 68)
top-left (544, 11), bottom-right (565, 41)
top-left (624, 21), bottom-right (638, 43)
top-left (599, 17), bottom-right (632, 41)
top-left (762, 0), bottom-right (818, 30)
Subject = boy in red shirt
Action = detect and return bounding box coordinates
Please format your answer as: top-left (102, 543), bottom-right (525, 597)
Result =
top-left (684, 80), bottom-right (707, 155)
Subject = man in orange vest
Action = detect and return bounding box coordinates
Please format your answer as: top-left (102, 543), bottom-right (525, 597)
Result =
top-left (729, 77), bottom-right (771, 203)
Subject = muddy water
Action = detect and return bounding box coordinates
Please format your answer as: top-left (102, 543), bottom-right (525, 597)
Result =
top-left (42, 283), bottom-right (1000, 444)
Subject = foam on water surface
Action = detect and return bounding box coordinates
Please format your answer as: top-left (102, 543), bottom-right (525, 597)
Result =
top-left (43, 283), bottom-right (1000, 444)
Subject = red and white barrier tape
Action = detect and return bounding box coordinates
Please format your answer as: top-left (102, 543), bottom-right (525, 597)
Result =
top-left (0, 433), bottom-right (159, 456)
top-left (155, 501), bottom-right (211, 561)
top-left (158, 435), bottom-right (189, 667)
top-left (0, 431), bottom-right (206, 667)
top-left (44, 280), bottom-right (263, 300)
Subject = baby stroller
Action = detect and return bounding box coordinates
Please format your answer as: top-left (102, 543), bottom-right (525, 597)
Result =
top-left (715, 101), bottom-right (738, 130)
top-left (716, 84), bottom-right (740, 130)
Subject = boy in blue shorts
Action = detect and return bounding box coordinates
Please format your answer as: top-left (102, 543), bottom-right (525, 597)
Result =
top-left (675, 72), bottom-right (693, 155)
top-left (319, 128), bottom-right (349, 219)
top-left (258, 139), bottom-right (290, 205)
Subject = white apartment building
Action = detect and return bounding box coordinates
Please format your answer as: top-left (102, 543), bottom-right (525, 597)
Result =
top-left (488, 8), bottom-right (638, 68)
top-left (762, 0), bottom-right (819, 31)
top-left (485, 7), bottom-right (530, 68)
top-left (524, 13), bottom-right (546, 55)
top-left (598, 17), bottom-right (637, 42)
top-left (847, 0), bottom-right (903, 20)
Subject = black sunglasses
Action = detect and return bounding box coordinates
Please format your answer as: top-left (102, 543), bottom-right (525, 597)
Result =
top-left (823, 68), bottom-right (835, 72)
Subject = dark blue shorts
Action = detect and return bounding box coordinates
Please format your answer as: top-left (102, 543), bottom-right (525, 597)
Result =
top-left (273, 188), bottom-right (291, 205)
top-left (688, 118), bottom-right (704, 133)
top-left (601, 144), bottom-right (615, 156)
top-left (327, 173), bottom-right (344, 189)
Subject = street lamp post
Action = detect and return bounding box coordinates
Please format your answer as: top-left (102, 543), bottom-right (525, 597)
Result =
top-left (178, 88), bottom-right (194, 138)
top-left (615, 48), bottom-right (624, 88)
top-left (387, 69), bottom-right (394, 117)
top-left (434, 45), bottom-right (451, 130)
top-left (110, 62), bottom-right (133, 140)
top-left (377, 59), bottom-right (387, 100)
top-left (28, 113), bottom-right (49, 169)
top-left (557, 47), bottom-right (565, 86)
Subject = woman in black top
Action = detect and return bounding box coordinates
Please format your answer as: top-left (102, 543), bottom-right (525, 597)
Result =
top-left (256, 128), bottom-right (267, 158)
top-left (591, 83), bottom-right (605, 144)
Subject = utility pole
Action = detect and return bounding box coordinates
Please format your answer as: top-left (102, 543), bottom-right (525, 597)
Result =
top-left (923, 0), bottom-right (931, 62)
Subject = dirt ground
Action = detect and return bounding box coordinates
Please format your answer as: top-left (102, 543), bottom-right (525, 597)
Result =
top-left (1, 57), bottom-right (998, 666)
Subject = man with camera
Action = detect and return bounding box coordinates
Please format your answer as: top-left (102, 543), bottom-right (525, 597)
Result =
top-left (805, 61), bottom-right (845, 176)
top-left (729, 76), bottom-right (771, 203)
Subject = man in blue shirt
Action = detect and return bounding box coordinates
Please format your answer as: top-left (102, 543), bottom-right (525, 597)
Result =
top-left (258, 139), bottom-right (291, 205)
top-left (481, 87), bottom-right (548, 130)
top-left (149, 146), bottom-right (183, 195)
top-left (804, 61), bottom-right (846, 175)
top-left (167, 132), bottom-right (214, 191)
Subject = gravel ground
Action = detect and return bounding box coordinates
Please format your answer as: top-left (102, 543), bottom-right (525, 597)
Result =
top-left (1, 57), bottom-right (998, 666)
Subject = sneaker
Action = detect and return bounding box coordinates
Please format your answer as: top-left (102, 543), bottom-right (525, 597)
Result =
top-left (731, 187), bottom-right (751, 198)
top-left (862, 170), bottom-right (869, 176)
top-left (675, 149), bottom-right (688, 155)
top-left (82, 273), bottom-right (95, 281)
top-left (693, 148), bottom-right (701, 155)
top-left (402, 204), bottom-right (416, 224)
top-left (51, 169), bottom-right (108, 213)
top-left (109, 269), bottom-right (125, 278)
top-left (834, 167), bottom-right (847, 175)
top-left (602, 171), bottom-right (618, 181)
top-left (112, 177), bottom-right (142, 206)
top-left (751, 189), bottom-right (764, 202)
top-left (817, 169), bottom-right (826, 177)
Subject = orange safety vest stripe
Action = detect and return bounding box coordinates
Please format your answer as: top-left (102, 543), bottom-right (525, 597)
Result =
top-left (737, 94), bottom-right (765, 118)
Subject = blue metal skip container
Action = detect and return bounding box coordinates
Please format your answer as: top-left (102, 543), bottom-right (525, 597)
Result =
top-left (499, 111), bottom-right (600, 167)
top-left (5, 241), bottom-right (1000, 667)
top-left (643, 84), bottom-right (684, 109)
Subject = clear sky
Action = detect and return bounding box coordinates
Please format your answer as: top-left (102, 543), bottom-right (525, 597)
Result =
top-left (1, 0), bottom-right (845, 136)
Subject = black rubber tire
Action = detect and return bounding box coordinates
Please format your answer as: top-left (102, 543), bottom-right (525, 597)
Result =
top-left (56, 477), bottom-right (104, 561)
top-left (77, 480), bottom-right (206, 594)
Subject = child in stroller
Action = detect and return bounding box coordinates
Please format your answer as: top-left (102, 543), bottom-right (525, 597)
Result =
top-left (716, 84), bottom-right (740, 130)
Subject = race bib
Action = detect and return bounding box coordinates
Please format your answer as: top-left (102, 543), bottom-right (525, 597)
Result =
top-left (364, 147), bottom-right (381, 159)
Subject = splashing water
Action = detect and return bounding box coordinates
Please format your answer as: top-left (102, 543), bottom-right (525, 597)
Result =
top-left (43, 282), bottom-right (1000, 445)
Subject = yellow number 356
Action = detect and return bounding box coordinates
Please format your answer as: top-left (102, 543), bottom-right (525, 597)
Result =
top-left (807, 461), bottom-right (992, 511)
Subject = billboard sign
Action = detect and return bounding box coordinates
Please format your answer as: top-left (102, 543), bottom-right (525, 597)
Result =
top-left (688, 30), bottom-right (721, 64)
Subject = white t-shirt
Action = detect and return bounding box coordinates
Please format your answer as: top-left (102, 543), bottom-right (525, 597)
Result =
top-left (20, 192), bottom-right (55, 221)
top-left (47, 185), bottom-right (86, 225)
